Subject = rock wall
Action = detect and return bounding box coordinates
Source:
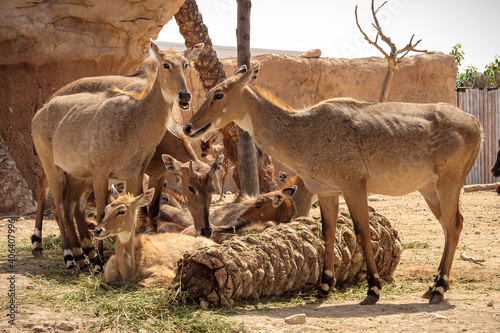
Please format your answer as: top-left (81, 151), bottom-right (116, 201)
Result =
top-left (0, 0), bottom-right (185, 192)
top-left (0, 137), bottom-right (37, 216)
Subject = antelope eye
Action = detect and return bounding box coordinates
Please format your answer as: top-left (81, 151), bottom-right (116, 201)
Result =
top-left (214, 93), bottom-right (224, 100)
top-left (184, 63), bottom-right (188, 69)
top-left (255, 203), bottom-right (262, 209)
top-left (163, 63), bottom-right (170, 69)
top-left (188, 186), bottom-right (196, 195)
top-left (117, 210), bottom-right (126, 216)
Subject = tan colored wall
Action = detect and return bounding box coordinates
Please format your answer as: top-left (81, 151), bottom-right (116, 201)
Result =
top-left (185, 52), bottom-right (457, 118)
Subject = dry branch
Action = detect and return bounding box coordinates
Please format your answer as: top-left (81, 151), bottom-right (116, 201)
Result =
top-left (178, 210), bottom-right (402, 307)
top-left (355, 0), bottom-right (429, 101)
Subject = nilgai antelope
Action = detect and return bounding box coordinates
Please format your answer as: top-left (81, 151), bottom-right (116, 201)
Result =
top-left (31, 42), bottom-right (202, 270)
top-left (278, 172), bottom-right (317, 217)
top-left (491, 139), bottom-right (500, 178)
top-left (219, 185), bottom-right (298, 232)
top-left (181, 185), bottom-right (298, 242)
top-left (44, 43), bottom-right (203, 229)
top-left (161, 154), bottom-right (224, 237)
top-left (183, 64), bottom-right (482, 305)
top-left (93, 188), bottom-right (215, 287)
top-left (200, 131), bottom-right (236, 201)
top-left (31, 173), bottom-right (123, 262)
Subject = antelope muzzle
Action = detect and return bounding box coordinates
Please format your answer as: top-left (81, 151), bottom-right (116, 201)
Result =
top-left (178, 90), bottom-right (191, 110)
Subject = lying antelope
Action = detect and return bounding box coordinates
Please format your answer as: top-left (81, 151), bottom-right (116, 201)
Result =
top-left (31, 42), bottom-right (202, 270)
top-left (180, 185), bottom-right (298, 242)
top-left (278, 172), bottom-right (317, 217)
top-left (93, 188), bottom-right (215, 287)
top-left (161, 154), bottom-right (224, 237)
top-left (200, 131), bottom-right (236, 201)
top-left (183, 64), bottom-right (482, 305)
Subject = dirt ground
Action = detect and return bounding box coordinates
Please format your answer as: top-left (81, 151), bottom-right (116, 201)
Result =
top-left (1, 189), bottom-right (500, 332)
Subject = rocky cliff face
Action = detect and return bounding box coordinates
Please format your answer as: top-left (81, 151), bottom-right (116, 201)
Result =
top-left (0, 0), bottom-right (185, 192)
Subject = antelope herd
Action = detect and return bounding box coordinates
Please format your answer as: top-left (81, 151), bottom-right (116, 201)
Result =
top-left (30, 41), bottom-right (485, 306)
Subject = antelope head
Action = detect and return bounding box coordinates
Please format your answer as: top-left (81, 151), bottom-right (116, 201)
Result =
top-left (200, 131), bottom-right (223, 159)
top-left (238, 185), bottom-right (297, 226)
top-left (93, 188), bottom-right (155, 242)
top-left (161, 154), bottom-right (224, 238)
top-left (183, 63), bottom-right (260, 138)
top-left (150, 41), bottom-right (204, 110)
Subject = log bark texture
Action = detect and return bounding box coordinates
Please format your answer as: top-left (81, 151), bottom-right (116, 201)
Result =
top-left (178, 210), bottom-right (402, 307)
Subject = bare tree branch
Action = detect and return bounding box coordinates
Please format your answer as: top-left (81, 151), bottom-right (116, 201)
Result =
top-left (355, 5), bottom-right (389, 58)
top-left (354, 0), bottom-right (430, 101)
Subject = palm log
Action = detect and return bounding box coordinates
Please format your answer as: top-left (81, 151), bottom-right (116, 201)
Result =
top-left (179, 210), bottom-right (402, 307)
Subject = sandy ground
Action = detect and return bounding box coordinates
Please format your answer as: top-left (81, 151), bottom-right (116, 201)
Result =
top-left (1, 189), bottom-right (500, 332)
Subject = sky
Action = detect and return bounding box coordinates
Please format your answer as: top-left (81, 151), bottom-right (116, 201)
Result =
top-left (158, 0), bottom-right (499, 73)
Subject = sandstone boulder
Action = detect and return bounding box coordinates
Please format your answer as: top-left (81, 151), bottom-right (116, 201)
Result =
top-left (0, 0), bottom-right (185, 191)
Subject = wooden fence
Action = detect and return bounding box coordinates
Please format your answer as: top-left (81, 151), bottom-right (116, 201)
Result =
top-left (456, 87), bottom-right (500, 185)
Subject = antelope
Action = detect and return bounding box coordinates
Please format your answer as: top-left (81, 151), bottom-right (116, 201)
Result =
top-left (161, 153), bottom-right (224, 237)
top-left (491, 139), bottom-right (500, 178)
top-left (180, 185), bottom-right (298, 243)
top-left (93, 188), bottom-right (215, 287)
top-left (31, 42), bottom-right (203, 270)
top-left (31, 173), bottom-right (123, 262)
top-left (38, 45), bottom-right (202, 236)
top-left (183, 64), bottom-right (482, 305)
top-left (278, 171), bottom-right (317, 217)
top-left (200, 131), bottom-right (236, 201)
top-left (157, 188), bottom-right (193, 234)
top-left (221, 185), bottom-right (297, 232)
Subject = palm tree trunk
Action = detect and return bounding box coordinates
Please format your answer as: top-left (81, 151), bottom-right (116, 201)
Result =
top-left (236, 0), bottom-right (260, 197)
top-left (174, 0), bottom-right (226, 90)
top-left (179, 211), bottom-right (402, 307)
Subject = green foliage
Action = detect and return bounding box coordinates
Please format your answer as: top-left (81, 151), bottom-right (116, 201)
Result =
top-left (451, 43), bottom-right (499, 88)
top-left (450, 43), bottom-right (465, 67)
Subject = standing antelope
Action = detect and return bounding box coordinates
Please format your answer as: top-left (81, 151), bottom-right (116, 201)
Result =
top-left (93, 188), bottom-right (215, 287)
top-left (161, 153), bottom-right (224, 237)
top-left (31, 42), bottom-right (203, 270)
top-left (200, 131), bottom-right (235, 201)
top-left (183, 64), bottom-right (482, 305)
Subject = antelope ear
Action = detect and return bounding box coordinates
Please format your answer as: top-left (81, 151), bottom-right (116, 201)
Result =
top-left (233, 65), bottom-right (248, 77)
top-left (150, 41), bottom-right (160, 57)
top-left (272, 193), bottom-right (285, 207)
top-left (239, 63), bottom-right (260, 86)
top-left (185, 43), bottom-right (204, 61)
top-left (133, 188), bottom-right (155, 207)
top-left (162, 154), bottom-right (182, 174)
top-left (282, 185), bottom-right (297, 198)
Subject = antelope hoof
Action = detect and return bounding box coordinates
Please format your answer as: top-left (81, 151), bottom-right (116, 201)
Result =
top-left (422, 288), bottom-right (432, 299)
top-left (32, 248), bottom-right (44, 258)
top-left (360, 294), bottom-right (379, 305)
top-left (201, 227), bottom-right (213, 238)
top-left (429, 291), bottom-right (444, 304)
